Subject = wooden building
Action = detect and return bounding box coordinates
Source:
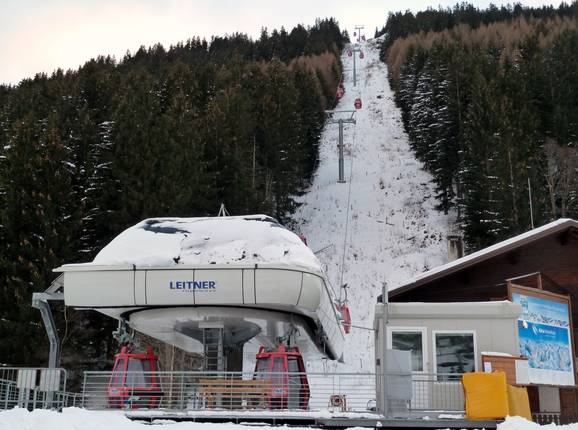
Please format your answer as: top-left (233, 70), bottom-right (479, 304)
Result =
top-left (389, 218), bottom-right (578, 423)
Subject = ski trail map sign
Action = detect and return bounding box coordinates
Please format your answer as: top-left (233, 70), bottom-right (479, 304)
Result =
top-left (510, 284), bottom-right (575, 386)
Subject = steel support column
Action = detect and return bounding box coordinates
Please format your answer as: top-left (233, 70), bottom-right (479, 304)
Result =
top-left (325, 110), bottom-right (356, 184)
top-left (32, 274), bottom-right (64, 369)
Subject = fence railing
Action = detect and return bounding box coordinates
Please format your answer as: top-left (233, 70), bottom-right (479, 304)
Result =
top-left (82, 371), bottom-right (377, 412)
top-left (0, 367), bottom-right (467, 414)
top-left (0, 367), bottom-right (70, 410)
top-left (81, 370), bottom-right (465, 414)
top-left (409, 373), bottom-right (464, 412)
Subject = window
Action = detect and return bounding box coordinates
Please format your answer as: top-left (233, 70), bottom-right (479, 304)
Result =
top-left (126, 358), bottom-right (147, 388)
top-left (434, 331), bottom-right (476, 378)
top-left (388, 328), bottom-right (426, 372)
top-left (110, 358), bottom-right (126, 387)
top-left (142, 359), bottom-right (153, 387)
top-left (287, 358), bottom-right (302, 409)
top-left (254, 357), bottom-right (271, 380)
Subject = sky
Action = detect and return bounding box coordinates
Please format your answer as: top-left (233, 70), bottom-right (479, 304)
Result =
top-left (0, 0), bottom-right (561, 85)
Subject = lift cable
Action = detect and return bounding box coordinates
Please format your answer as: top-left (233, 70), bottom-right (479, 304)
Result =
top-left (348, 323), bottom-right (375, 332)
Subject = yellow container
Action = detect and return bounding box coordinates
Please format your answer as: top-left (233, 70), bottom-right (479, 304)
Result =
top-left (462, 372), bottom-right (509, 420)
top-left (507, 384), bottom-right (532, 421)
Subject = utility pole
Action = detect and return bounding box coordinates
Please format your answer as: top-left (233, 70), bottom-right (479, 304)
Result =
top-left (325, 110), bottom-right (356, 183)
top-left (350, 45), bottom-right (363, 87)
top-left (350, 25), bottom-right (365, 86)
top-left (354, 25), bottom-right (365, 43)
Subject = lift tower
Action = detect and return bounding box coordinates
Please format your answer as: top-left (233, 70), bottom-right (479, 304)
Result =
top-left (354, 25), bottom-right (365, 43)
top-left (350, 45), bottom-right (364, 87)
top-left (325, 110), bottom-right (356, 183)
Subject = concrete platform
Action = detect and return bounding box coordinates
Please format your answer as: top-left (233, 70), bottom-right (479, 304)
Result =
top-left (126, 410), bottom-right (499, 429)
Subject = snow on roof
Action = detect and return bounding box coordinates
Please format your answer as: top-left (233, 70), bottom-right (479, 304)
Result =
top-left (66, 215), bottom-right (322, 273)
top-left (393, 218), bottom-right (578, 293)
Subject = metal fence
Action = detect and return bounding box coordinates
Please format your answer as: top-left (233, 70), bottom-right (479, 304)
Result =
top-left (80, 370), bottom-right (465, 414)
top-left (0, 368), bottom-right (467, 414)
top-left (0, 367), bottom-right (71, 410)
top-left (82, 371), bottom-right (377, 412)
top-left (409, 373), bottom-right (464, 412)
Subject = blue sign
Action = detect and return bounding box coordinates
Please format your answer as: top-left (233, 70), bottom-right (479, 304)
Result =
top-left (512, 291), bottom-right (574, 385)
top-left (518, 321), bottom-right (572, 372)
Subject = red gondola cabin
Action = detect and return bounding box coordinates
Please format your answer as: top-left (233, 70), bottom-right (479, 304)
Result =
top-left (253, 345), bottom-right (310, 410)
top-left (336, 303), bottom-right (352, 334)
top-left (107, 346), bottom-right (163, 409)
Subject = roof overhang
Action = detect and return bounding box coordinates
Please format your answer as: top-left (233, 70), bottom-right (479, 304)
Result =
top-left (391, 218), bottom-right (578, 298)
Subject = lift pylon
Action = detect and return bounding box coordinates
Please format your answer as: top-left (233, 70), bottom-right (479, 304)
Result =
top-left (325, 110), bottom-right (356, 183)
top-left (349, 45), bottom-right (364, 86)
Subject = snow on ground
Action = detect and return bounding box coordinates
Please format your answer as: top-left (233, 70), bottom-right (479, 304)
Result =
top-left (295, 38), bottom-right (455, 372)
top-left (0, 407), bottom-right (323, 430)
top-left (2, 408), bottom-right (576, 430)
top-left (498, 416), bottom-right (578, 430)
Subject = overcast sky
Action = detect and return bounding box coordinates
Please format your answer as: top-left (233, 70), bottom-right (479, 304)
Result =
top-left (0, 0), bottom-right (561, 85)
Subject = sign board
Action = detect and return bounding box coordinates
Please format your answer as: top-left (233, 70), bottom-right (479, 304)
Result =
top-left (17, 369), bottom-right (37, 390)
top-left (39, 369), bottom-right (63, 392)
top-left (510, 285), bottom-right (575, 386)
top-left (481, 353), bottom-right (529, 385)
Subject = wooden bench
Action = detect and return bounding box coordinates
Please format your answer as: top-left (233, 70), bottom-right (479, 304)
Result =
top-left (199, 379), bottom-right (272, 409)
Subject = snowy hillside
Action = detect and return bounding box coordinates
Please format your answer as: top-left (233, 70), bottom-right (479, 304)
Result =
top-left (295, 38), bottom-right (455, 372)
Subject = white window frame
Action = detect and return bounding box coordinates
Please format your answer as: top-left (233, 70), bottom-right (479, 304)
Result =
top-left (387, 326), bottom-right (428, 374)
top-left (432, 330), bottom-right (477, 378)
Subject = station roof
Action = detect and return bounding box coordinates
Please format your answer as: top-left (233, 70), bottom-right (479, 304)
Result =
top-left (60, 215), bottom-right (322, 273)
top-left (391, 218), bottom-right (578, 298)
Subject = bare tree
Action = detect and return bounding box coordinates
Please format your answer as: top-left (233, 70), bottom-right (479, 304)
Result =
top-left (543, 138), bottom-right (578, 219)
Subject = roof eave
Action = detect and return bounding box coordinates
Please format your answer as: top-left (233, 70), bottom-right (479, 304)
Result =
top-left (391, 218), bottom-right (578, 298)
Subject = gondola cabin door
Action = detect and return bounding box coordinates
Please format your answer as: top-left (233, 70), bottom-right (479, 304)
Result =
top-left (107, 346), bottom-right (163, 409)
top-left (254, 345), bottom-right (310, 410)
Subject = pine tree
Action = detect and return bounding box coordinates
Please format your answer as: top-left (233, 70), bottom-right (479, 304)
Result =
top-left (458, 73), bottom-right (508, 249)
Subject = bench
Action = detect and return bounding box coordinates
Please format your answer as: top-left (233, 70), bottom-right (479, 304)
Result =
top-left (199, 379), bottom-right (272, 409)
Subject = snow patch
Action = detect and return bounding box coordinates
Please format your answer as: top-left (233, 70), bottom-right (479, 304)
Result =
top-left (0, 407), bottom-right (327, 430)
top-left (63, 215), bottom-right (322, 274)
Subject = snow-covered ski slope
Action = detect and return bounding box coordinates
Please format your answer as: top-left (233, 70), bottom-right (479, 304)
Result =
top-left (295, 38), bottom-right (455, 372)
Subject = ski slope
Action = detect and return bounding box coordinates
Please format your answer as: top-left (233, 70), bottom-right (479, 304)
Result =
top-left (295, 38), bottom-right (455, 372)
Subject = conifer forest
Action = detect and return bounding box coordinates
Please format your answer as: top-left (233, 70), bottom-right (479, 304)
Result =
top-left (377, 2), bottom-right (578, 249)
top-left (2, 2), bottom-right (578, 372)
top-left (0, 19), bottom-right (346, 368)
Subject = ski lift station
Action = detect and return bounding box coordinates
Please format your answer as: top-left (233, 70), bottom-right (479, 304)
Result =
top-left (8, 217), bottom-right (578, 428)
top-left (52, 215), bottom-right (345, 369)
